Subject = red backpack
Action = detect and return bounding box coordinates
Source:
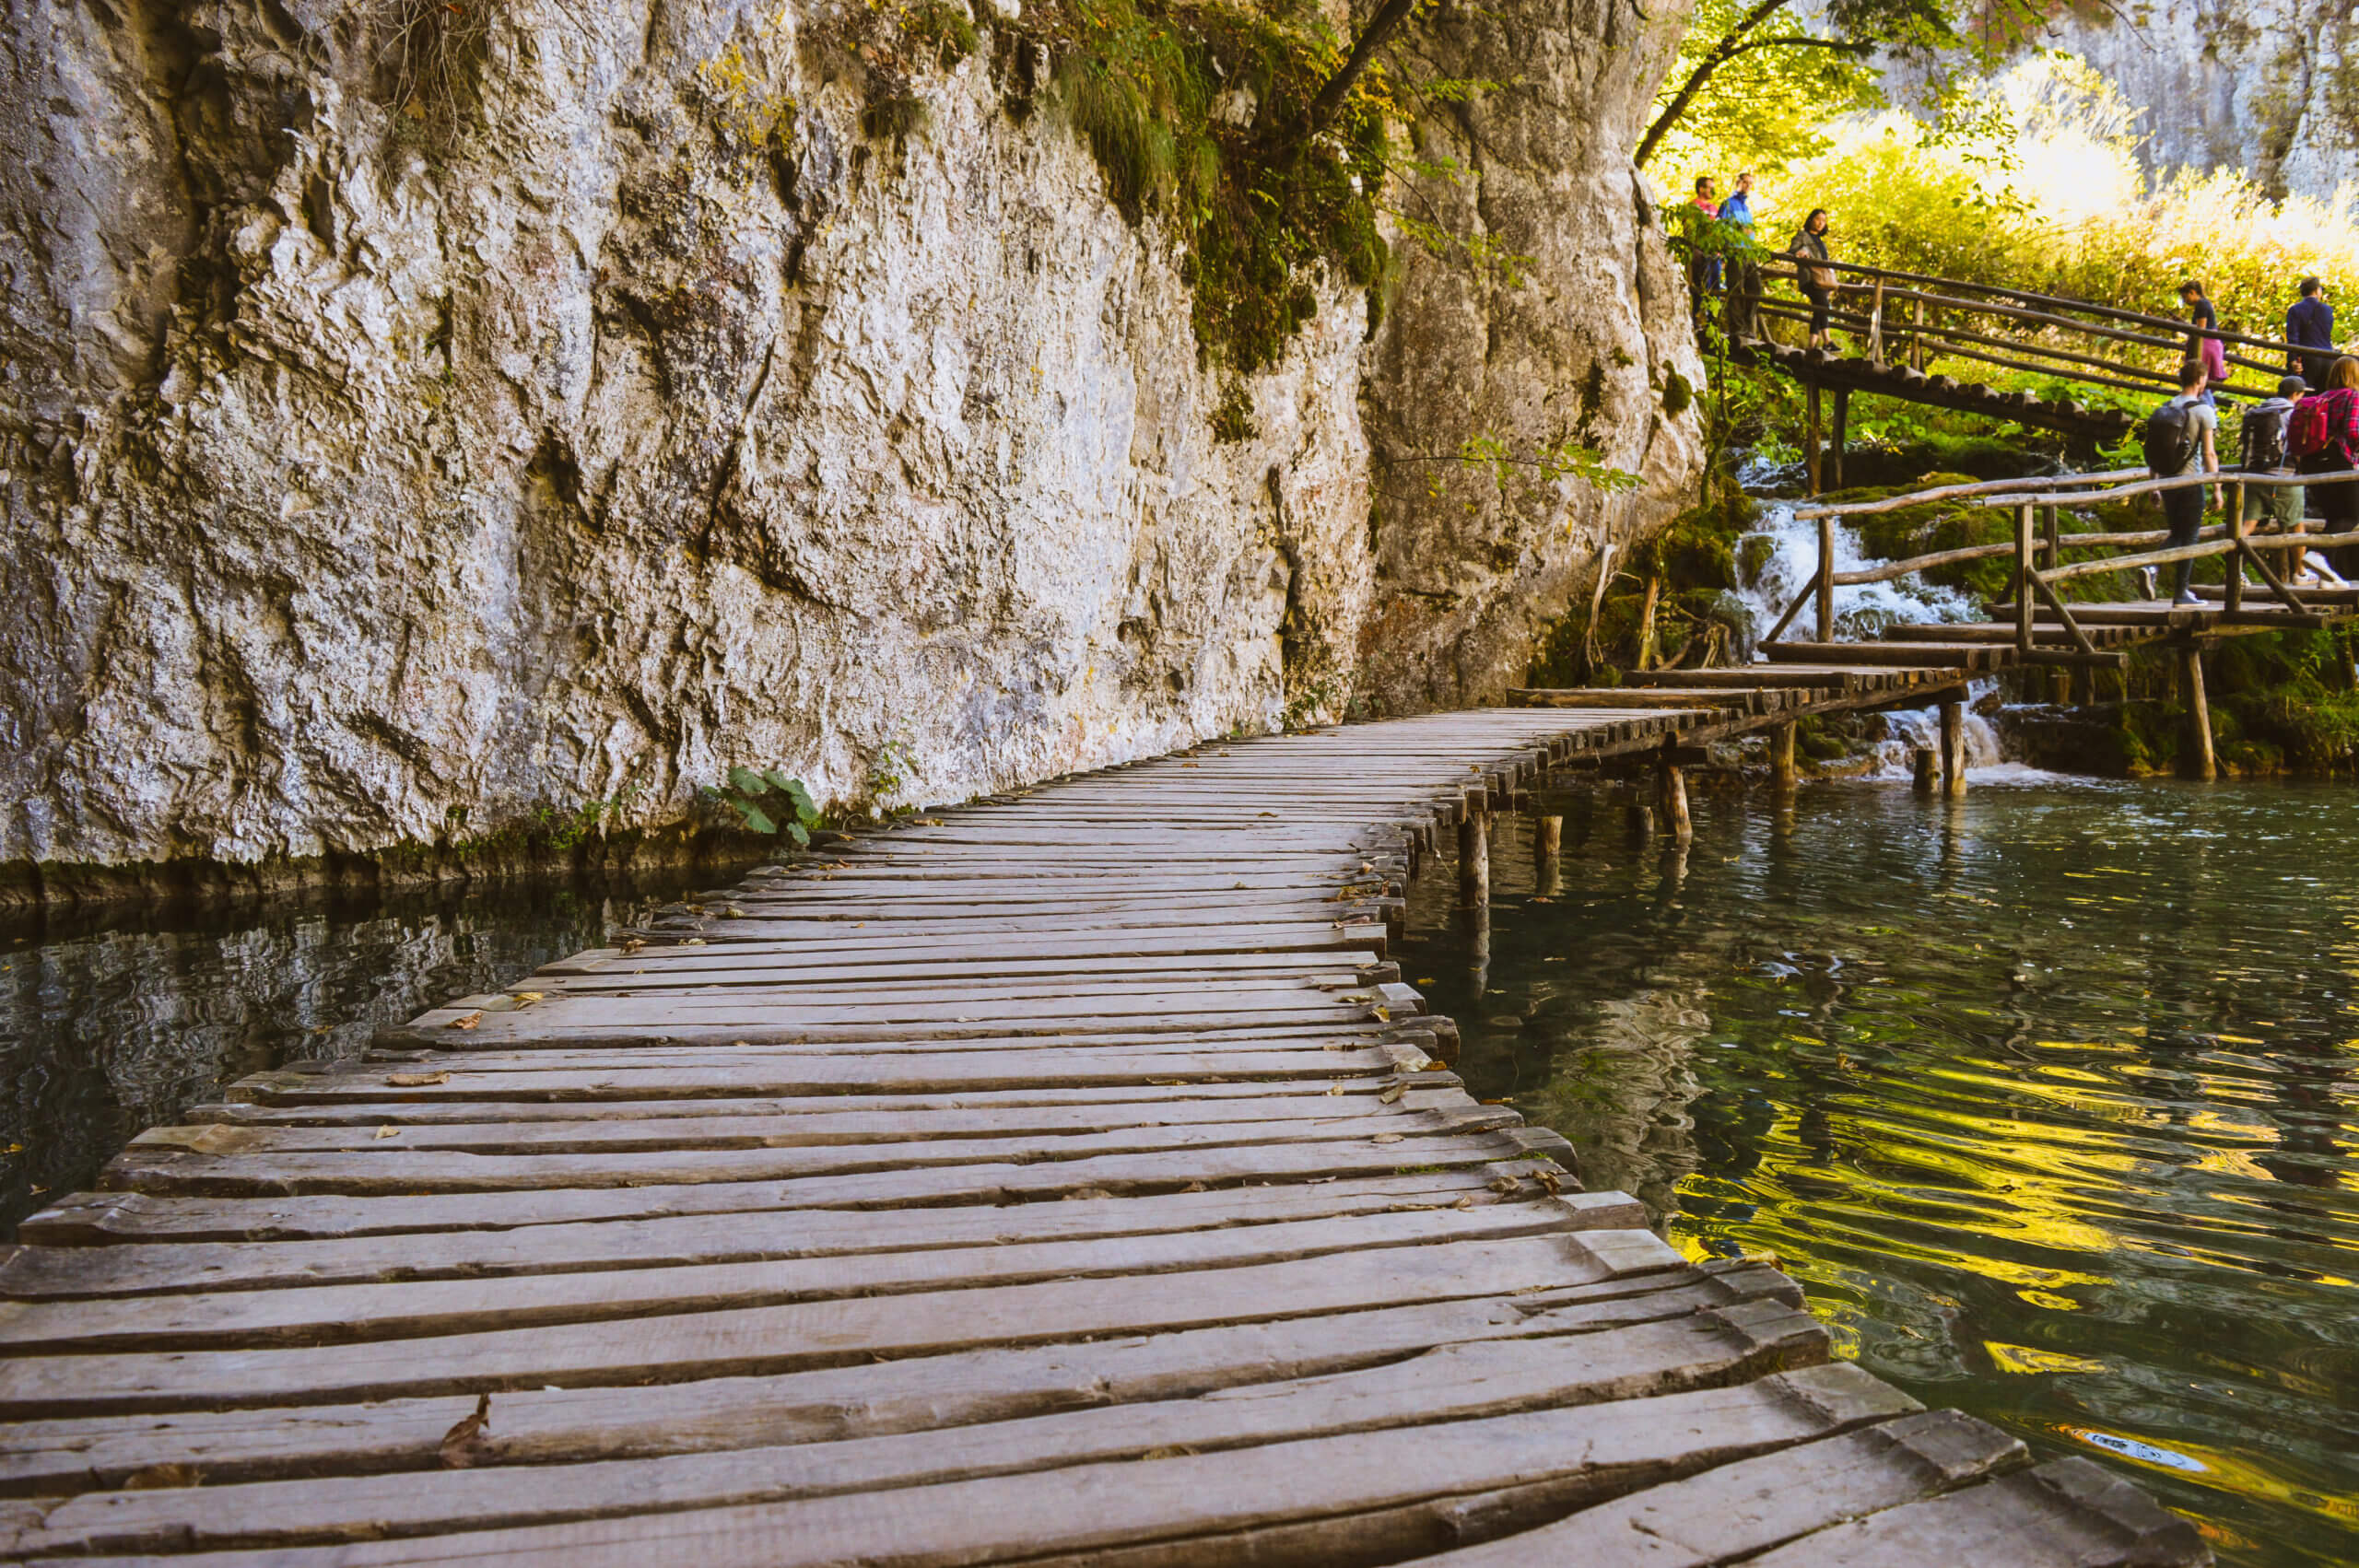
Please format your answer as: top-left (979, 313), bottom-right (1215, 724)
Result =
top-left (2290, 392), bottom-right (2342, 461)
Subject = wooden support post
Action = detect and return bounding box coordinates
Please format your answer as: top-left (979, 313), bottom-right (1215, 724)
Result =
top-left (1912, 745), bottom-right (1937, 795)
top-left (1770, 720), bottom-right (1797, 792)
top-left (2179, 645), bottom-right (2216, 780)
top-left (1458, 811), bottom-right (1490, 905)
top-left (1910, 296), bottom-right (1925, 370)
top-left (1805, 382), bottom-right (1823, 496)
top-left (2071, 663), bottom-right (2095, 706)
top-left (1533, 815), bottom-right (1562, 896)
top-left (1828, 387), bottom-right (1850, 491)
top-left (2224, 482), bottom-right (2246, 614)
top-left (1940, 698), bottom-right (1968, 797)
top-left (2042, 505), bottom-right (2060, 568)
top-left (1659, 760), bottom-right (1694, 845)
top-left (2013, 505), bottom-right (2036, 658)
top-left (1815, 514), bottom-right (1837, 643)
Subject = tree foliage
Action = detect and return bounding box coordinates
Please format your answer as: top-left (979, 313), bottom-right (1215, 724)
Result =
top-left (1639, 0), bottom-right (2042, 175)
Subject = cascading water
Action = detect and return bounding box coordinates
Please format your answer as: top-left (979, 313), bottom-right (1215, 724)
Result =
top-left (1730, 498), bottom-right (2023, 779)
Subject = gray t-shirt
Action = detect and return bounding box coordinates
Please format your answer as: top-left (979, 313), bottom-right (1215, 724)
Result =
top-left (2161, 394), bottom-right (2217, 476)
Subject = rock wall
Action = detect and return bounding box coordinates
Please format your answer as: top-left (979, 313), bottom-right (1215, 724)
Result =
top-left (2032, 0), bottom-right (2358, 201)
top-left (0, 0), bottom-right (1703, 893)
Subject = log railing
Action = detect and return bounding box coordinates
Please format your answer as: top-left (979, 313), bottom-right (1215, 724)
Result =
top-left (1720, 253), bottom-right (2329, 406)
top-left (1764, 470), bottom-right (2356, 660)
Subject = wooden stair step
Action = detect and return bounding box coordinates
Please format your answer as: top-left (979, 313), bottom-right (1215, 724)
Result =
top-left (1762, 643), bottom-right (2008, 671)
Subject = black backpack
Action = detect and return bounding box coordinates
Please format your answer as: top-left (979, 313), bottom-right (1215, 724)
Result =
top-left (2143, 399), bottom-right (2198, 476)
top-left (2241, 402), bottom-right (2292, 471)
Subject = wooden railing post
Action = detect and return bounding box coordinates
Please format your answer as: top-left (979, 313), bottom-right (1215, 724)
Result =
top-left (1868, 275), bottom-right (1886, 366)
top-left (2043, 504), bottom-right (2060, 568)
top-left (2224, 480), bottom-right (2246, 614)
top-left (1804, 383), bottom-right (1823, 496)
top-left (1910, 296), bottom-right (1925, 370)
top-left (2013, 503), bottom-right (2036, 658)
top-left (1815, 513), bottom-right (1837, 643)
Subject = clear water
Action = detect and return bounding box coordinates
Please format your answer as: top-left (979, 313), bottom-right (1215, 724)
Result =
top-left (0, 872), bottom-right (733, 1238)
top-left (1400, 778), bottom-right (2359, 1567)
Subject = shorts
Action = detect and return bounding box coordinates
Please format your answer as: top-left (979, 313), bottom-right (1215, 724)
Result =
top-left (2242, 482), bottom-right (2304, 527)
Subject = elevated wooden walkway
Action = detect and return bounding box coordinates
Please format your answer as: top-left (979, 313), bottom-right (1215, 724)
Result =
top-left (0, 713), bottom-right (2206, 1564)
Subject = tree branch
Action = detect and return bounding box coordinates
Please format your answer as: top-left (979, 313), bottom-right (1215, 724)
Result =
top-left (1262, 0), bottom-right (1420, 160)
top-left (1634, 0), bottom-right (1790, 169)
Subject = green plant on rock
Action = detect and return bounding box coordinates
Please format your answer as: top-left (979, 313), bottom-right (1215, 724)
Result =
top-left (703, 767), bottom-right (824, 844)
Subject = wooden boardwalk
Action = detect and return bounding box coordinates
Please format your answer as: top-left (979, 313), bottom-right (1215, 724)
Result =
top-left (0, 711), bottom-right (2209, 1565)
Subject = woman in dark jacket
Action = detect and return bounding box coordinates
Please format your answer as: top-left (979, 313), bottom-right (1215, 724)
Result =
top-left (1789, 209), bottom-right (1835, 348)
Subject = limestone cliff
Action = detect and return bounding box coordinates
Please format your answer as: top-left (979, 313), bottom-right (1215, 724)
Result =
top-left (0, 0), bottom-right (1703, 895)
top-left (2033, 1), bottom-right (2357, 202)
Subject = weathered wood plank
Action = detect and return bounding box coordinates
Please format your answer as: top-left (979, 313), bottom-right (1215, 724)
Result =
top-left (0, 1233), bottom-right (1681, 1415)
top-left (0, 1263), bottom-right (1799, 1494)
top-left (30, 1366), bottom-right (1917, 1568)
top-left (5, 1303), bottom-right (1830, 1557)
top-left (1413, 1409), bottom-right (2029, 1565)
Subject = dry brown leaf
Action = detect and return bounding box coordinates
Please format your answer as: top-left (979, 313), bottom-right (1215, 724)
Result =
top-left (724, 906), bottom-right (746, 918)
top-left (618, 937), bottom-right (646, 954)
top-left (1452, 1195), bottom-right (1476, 1211)
top-left (511, 991), bottom-right (544, 1008)
top-left (1181, 1180), bottom-right (1209, 1192)
top-left (1488, 1174), bottom-right (1523, 1195)
top-left (385, 1071), bottom-right (452, 1087)
top-left (1423, 1060), bottom-right (1449, 1071)
top-left (374, 1126), bottom-right (401, 1140)
top-left (1325, 1083), bottom-right (1345, 1095)
top-left (1532, 1169), bottom-right (1564, 1195)
top-left (123, 1462), bottom-right (200, 1490)
top-left (1378, 1083), bottom-right (1406, 1104)
top-left (447, 1012), bottom-right (483, 1031)
top-left (440, 1393), bottom-right (494, 1469)
top-left (1372, 1006), bottom-right (1391, 1022)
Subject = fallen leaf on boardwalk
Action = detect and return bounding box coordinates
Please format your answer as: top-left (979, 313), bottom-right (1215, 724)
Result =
top-left (1416, 977), bottom-right (1437, 985)
top-left (1062, 1188), bottom-right (1115, 1201)
top-left (1180, 761), bottom-right (1200, 767)
top-left (1371, 1133), bottom-right (1402, 1144)
top-left (1181, 1180), bottom-right (1208, 1192)
top-left (1142, 1445), bottom-right (1196, 1460)
top-left (684, 937), bottom-right (707, 945)
top-left (1423, 1060), bottom-right (1449, 1071)
top-left (1378, 1083), bottom-right (1406, 1104)
top-left (1532, 1169), bottom-right (1563, 1195)
top-left (1452, 1195), bottom-right (1475, 1210)
top-left (1488, 1175), bottom-right (1523, 1195)
top-left (618, 938), bottom-right (646, 954)
top-left (725, 906), bottom-right (747, 918)
top-left (448, 1012), bottom-right (483, 1031)
top-left (374, 1126), bottom-right (401, 1140)
top-left (440, 1394), bottom-right (494, 1469)
top-left (511, 991), bottom-right (544, 1008)
top-left (123, 1463), bottom-right (200, 1490)
top-left (385, 1071), bottom-right (452, 1087)
top-left (914, 818), bottom-right (944, 826)
top-left (1325, 1083), bottom-right (1345, 1095)
top-left (1372, 1006), bottom-right (1391, 1022)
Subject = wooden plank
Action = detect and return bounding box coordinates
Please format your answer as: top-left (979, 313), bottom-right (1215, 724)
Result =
top-left (6, 1303), bottom-right (1832, 1557)
top-left (1, 1180), bottom-right (1645, 1301)
top-left (33, 1366), bottom-right (1916, 1568)
top-left (0, 1202), bottom-right (1595, 1352)
top-left (1414, 1409), bottom-right (2027, 1565)
top-left (0, 1233), bottom-right (1684, 1415)
top-left (1741, 1457), bottom-right (2212, 1567)
top-left (0, 1263), bottom-right (1801, 1494)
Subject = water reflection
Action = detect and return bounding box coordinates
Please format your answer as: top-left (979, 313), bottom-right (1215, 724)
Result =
top-left (1400, 778), bottom-right (2359, 1568)
top-left (0, 872), bottom-right (734, 1237)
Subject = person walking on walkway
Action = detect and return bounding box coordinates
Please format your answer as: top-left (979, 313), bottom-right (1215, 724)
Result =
top-left (2179, 279), bottom-right (2227, 403)
top-left (2286, 276), bottom-right (2335, 387)
top-left (1720, 171), bottom-right (1755, 232)
top-left (1685, 176), bottom-right (1723, 319)
top-left (2291, 355), bottom-right (2359, 532)
top-left (2143, 358), bottom-right (2218, 605)
top-left (2238, 374), bottom-right (2307, 537)
top-left (1721, 172), bottom-right (1762, 336)
top-left (1790, 209), bottom-right (1835, 349)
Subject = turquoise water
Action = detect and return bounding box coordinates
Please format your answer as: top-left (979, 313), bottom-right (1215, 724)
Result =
top-left (1398, 778), bottom-right (2359, 1566)
top-left (1, 872), bottom-right (729, 1238)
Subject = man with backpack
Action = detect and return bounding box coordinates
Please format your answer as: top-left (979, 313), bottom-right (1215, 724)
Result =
top-left (2291, 354), bottom-right (2359, 532)
top-left (2239, 375), bottom-right (2306, 532)
top-left (2144, 358), bottom-right (2218, 605)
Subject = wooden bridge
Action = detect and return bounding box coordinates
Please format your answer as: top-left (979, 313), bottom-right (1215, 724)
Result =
top-left (0, 712), bottom-right (2210, 1563)
top-left (1715, 256), bottom-right (2336, 491)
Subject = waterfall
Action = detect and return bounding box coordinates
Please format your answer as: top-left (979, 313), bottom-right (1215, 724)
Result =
top-left (1728, 499), bottom-right (2036, 782)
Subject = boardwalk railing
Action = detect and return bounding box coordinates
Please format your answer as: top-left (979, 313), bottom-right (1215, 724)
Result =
top-left (1726, 254), bottom-right (2327, 405)
top-left (1771, 469), bottom-right (2358, 660)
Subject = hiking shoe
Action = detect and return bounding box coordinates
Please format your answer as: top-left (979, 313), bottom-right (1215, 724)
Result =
top-left (2173, 591), bottom-right (2201, 606)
